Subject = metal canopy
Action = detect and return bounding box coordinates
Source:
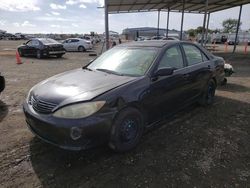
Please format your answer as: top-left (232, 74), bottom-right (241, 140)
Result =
top-left (107, 0), bottom-right (250, 14)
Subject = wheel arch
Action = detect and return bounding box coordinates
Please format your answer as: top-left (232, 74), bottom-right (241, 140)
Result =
top-left (112, 99), bottom-right (147, 126)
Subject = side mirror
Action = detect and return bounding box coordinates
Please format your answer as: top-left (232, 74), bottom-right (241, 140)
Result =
top-left (23, 43), bottom-right (26, 45)
top-left (154, 67), bottom-right (175, 77)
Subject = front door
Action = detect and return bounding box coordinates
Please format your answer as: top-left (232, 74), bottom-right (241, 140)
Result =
top-left (143, 45), bottom-right (191, 124)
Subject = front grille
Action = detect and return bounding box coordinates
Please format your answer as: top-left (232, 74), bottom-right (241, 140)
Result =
top-left (30, 95), bottom-right (57, 114)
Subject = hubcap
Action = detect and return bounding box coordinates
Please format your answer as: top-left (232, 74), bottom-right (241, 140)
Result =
top-left (120, 118), bottom-right (138, 143)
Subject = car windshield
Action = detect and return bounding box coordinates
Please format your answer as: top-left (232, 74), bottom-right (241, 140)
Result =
top-left (39, 38), bottom-right (60, 44)
top-left (88, 47), bottom-right (158, 77)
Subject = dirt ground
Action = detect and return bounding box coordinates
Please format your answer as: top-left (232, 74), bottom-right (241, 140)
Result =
top-left (0, 40), bottom-right (250, 187)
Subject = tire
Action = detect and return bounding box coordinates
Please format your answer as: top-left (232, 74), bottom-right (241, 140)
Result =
top-left (78, 46), bottom-right (86, 52)
top-left (36, 50), bottom-right (42, 59)
top-left (18, 49), bottom-right (23, 57)
top-left (109, 107), bottom-right (144, 152)
top-left (199, 79), bottom-right (216, 106)
top-left (56, 54), bottom-right (63, 58)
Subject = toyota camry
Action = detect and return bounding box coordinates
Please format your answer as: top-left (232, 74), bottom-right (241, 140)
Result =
top-left (23, 41), bottom-right (225, 152)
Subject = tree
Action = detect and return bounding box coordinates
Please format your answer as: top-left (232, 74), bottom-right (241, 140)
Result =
top-left (222, 18), bottom-right (241, 33)
top-left (187, 26), bottom-right (214, 37)
top-left (196, 26), bottom-right (204, 34)
top-left (187, 29), bottom-right (196, 37)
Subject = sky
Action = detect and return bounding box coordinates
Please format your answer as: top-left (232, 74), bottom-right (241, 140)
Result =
top-left (0, 0), bottom-right (249, 34)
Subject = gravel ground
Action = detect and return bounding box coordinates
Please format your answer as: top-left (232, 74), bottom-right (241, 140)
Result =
top-left (0, 40), bottom-right (250, 187)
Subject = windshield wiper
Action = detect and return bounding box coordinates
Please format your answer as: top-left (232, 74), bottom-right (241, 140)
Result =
top-left (82, 66), bottom-right (92, 71)
top-left (96, 68), bottom-right (124, 76)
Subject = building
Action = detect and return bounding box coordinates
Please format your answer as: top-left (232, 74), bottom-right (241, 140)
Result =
top-left (122, 27), bottom-right (182, 40)
top-left (103, 30), bottom-right (119, 38)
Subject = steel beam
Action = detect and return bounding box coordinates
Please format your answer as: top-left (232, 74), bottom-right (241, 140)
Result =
top-left (205, 12), bottom-right (210, 45)
top-left (233, 5), bottom-right (243, 53)
top-left (201, 0), bottom-right (208, 46)
top-left (157, 10), bottom-right (160, 36)
top-left (180, 0), bottom-right (185, 40)
top-left (104, 0), bottom-right (109, 50)
top-left (166, 8), bottom-right (170, 38)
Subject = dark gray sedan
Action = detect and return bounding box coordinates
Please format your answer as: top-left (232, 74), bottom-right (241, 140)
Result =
top-left (23, 41), bottom-right (225, 152)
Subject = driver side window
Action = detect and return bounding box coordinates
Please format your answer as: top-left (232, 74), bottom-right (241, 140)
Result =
top-left (158, 46), bottom-right (184, 70)
top-left (26, 40), bottom-right (33, 46)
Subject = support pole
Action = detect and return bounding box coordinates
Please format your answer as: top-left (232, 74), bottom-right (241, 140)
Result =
top-left (166, 8), bottom-right (170, 38)
top-left (233, 5), bottom-right (242, 53)
top-left (104, 0), bottom-right (109, 50)
top-left (205, 12), bottom-right (210, 45)
top-left (180, 1), bottom-right (185, 40)
top-left (201, 0), bottom-right (208, 46)
top-left (157, 10), bottom-right (160, 36)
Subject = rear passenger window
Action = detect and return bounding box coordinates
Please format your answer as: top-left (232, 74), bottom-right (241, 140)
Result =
top-left (71, 39), bottom-right (79, 42)
top-left (183, 44), bottom-right (203, 66)
top-left (158, 46), bottom-right (184, 70)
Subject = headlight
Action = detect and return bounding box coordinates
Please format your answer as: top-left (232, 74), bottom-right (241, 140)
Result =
top-left (26, 89), bottom-right (33, 103)
top-left (53, 101), bottom-right (105, 119)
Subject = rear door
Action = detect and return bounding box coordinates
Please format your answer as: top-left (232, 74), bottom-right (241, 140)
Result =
top-left (181, 43), bottom-right (212, 100)
top-left (71, 39), bottom-right (80, 51)
top-left (145, 45), bottom-right (191, 123)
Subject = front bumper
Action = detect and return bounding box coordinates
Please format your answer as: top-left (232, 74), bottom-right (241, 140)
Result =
top-left (23, 102), bottom-right (116, 151)
top-left (48, 50), bottom-right (66, 55)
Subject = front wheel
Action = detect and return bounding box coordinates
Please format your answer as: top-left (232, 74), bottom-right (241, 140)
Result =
top-left (78, 46), bottom-right (85, 52)
top-left (199, 79), bottom-right (216, 106)
top-left (109, 107), bottom-right (144, 152)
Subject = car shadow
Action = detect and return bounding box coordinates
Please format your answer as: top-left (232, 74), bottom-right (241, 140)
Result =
top-left (0, 100), bottom-right (8, 122)
top-left (29, 96), bottom-right (250, 187)
top-left (218, 83), bottom-right (250, 93)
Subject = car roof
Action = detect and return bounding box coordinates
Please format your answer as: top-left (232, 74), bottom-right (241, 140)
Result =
top-left (67, 38), bottom-right (83, 40)
top-left (118, 40), bottom-right (181, 48)
top-left (35, 38), bottom-right (51, 40)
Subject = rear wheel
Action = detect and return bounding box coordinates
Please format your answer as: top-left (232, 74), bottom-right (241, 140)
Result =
top-left (199, 79), bottom-right (216, 106)
top-left (36, 50), bottom-right (42, 59)
top-left (78, 46), bottom-right (85, 52)
top-left (109, 107), bottom-right (144, 152)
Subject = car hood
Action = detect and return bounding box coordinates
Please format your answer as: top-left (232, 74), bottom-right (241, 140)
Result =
top-left (31, 68), bottom-right (136, 107)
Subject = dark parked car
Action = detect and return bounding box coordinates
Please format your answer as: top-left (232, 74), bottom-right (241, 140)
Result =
top-left (213, 35), bottom-right (227, 44)
top-left (23, 41), bottom-right (225, 152)
top-left (227, 38), bottom-right (239, 45)
top-left (17, 38), bottom-right (65, 59)
top-left (0, 72), bottom-right (5, 94)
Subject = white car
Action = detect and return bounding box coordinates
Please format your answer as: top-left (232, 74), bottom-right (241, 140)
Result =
top-left (63, 38), bottom-right (92, 52)
top-left (162, 36), bottom-right (180, 41)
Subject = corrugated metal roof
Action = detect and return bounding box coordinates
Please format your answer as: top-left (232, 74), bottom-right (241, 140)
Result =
top-left (107, 0), bottom-right (250, 14)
